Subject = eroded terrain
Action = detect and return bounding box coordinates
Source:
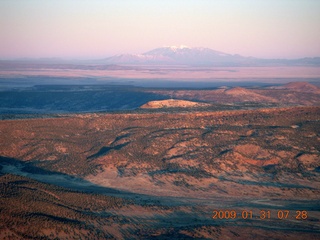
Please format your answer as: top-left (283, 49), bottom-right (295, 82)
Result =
top-left (1, 106), bottom-right (319, 239)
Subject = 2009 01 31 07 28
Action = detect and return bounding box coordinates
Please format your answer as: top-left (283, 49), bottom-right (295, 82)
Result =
top-left (212, 210), bottom-right (308, 220)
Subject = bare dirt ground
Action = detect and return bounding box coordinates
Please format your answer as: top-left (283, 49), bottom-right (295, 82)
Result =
top-left (0, 106), bottom-right (319, 239)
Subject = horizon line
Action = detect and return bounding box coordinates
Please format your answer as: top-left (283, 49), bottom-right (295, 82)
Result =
top-left (1, 46), bottom-right (320, 61)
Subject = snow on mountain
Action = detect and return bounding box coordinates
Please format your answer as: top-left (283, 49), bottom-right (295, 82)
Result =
top-left (102, 46), bottom-right (320, 66)
top-left (142, 46), bottom-right (234, 62)
top-left (103, 46), bottom-right (246, 65)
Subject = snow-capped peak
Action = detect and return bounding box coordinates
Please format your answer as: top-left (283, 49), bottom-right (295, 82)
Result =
top-left (166, 45), bottom-right (190, 51)
top-left (105, 46), bottom-right (254, 66)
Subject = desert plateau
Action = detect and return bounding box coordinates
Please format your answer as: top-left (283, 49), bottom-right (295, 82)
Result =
top-left (1, 2), bottom-right (320, 236)
top-left (1, 75), bottom-right (320, 239)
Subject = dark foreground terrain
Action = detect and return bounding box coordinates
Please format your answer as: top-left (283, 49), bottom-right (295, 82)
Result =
top-left (1, 105), bottom-right (319, 239)
top-left (1, 80), bottom-right (320, 118)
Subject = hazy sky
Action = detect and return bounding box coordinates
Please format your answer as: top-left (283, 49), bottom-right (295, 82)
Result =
top-left (1, 0), bottom-right (320, 59)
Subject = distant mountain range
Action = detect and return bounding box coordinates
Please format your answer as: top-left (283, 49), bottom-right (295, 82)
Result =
top-left (2, 46), bottom-right (320, 67)
top-left (101, 46), bottom-right (320, 66)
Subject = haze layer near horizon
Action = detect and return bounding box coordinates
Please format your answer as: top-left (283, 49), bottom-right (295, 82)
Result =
top-left (1, 0), bottom-right (320, 59)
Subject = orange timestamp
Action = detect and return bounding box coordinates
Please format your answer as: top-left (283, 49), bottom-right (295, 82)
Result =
top-left (212, 209), bottom-right (308, 220)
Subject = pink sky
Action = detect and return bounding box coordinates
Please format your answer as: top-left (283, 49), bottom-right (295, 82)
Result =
top-left (1, 0), bottom-right (320, 59)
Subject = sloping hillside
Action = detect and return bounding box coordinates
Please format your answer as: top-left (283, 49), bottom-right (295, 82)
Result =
top-left (140, 99), bottom-right (211, 108)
